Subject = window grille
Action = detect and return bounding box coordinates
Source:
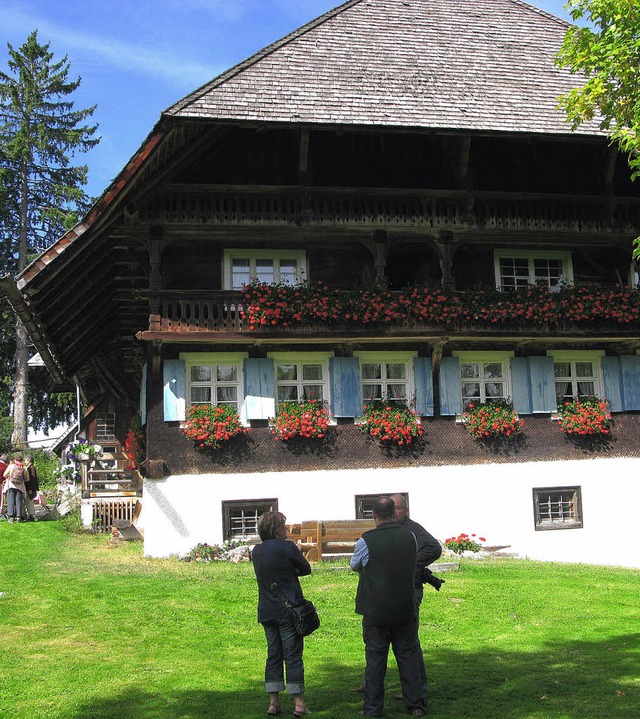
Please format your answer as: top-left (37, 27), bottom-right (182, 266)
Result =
top-left (96, 413), bottom-right (116, 442)
top-left (533, 487), bottom-right (583, 531)
top-left (355, 493), bottom-right (408, 520)
top-left (222, 499), bottom-right (277, 541)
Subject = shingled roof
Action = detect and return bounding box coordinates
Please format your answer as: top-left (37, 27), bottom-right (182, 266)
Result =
top-left (166, 0), bottom-right (600, 136)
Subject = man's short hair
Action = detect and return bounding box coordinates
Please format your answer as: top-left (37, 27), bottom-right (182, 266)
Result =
top-left (373, 495), bottom-right (395, 520)
top-left (257, 511), bottom-right (287, 541)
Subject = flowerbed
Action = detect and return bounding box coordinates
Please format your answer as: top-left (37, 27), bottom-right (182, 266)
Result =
top-left (557, 397), bottom-right (612, 436)
top-left (272, 400), bottom-right (331, 440)
top-left (359, 401), bottom-right (423, 446)
top-left (463, 400), bottom-right (524, 440)
top-left (241, 280), bottom-right (640, 330)
top-left (444, 533), bottom-right (486, 554)
top-left (183, 404), bottom-right (248, 449)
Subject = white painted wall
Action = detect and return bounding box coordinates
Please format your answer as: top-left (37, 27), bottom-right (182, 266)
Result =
top-left (142, 457), bottom-right (640, 568)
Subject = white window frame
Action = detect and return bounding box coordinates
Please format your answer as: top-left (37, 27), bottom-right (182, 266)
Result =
top-left (453, 351), bottom-right (514, 414)
top-left (268, 351), bottom-right (332, 407)
top-left (180, 352), bottom-right (248, 419)
top-left (354, 351), bottom-right (417, 411)
top-left (223, 249), bottom-right (307, 290)
top-left (494, 250), bottom-right (573, 292)
top-left (547, 350), bottom-right (604, 405)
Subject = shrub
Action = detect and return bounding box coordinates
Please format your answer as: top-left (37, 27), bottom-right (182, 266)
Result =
top-left (444, 533), bottom-right (486, 554)
top-left (187, 540), bottom-right (250, 562)
top-left (124, 413), bottom-right (146, 469)
top-left (183, 404), bottom-right (248, 449)
top-left (272, 400), bottom-right (331, 440)
top-left (359, 401), bottom-right (424, 446)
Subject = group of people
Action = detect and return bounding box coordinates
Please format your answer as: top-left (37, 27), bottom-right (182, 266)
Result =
top-left (252, 494), bottom-right (442, 717)
top-left (0, 453), bottom-right (40, 523)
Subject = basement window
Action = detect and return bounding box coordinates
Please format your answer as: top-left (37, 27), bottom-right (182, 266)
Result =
top-left (222, 498), bottom-right (278, 541)
top-left (355, 492), bottom-right (409, 520)
top-left (533, 486), bottom-right (583, 531)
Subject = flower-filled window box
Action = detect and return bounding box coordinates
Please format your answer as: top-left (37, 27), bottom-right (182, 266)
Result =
top-left (557, 397), bottom-right (612, 436)
top-left (359, 401), bottom-right (423, 446)
top-left (183, 404), bottom-right (248, 449)
top-left (271, 399), bottom-right (331, 440)
top-left (463, 400), bottom-right (524, 441)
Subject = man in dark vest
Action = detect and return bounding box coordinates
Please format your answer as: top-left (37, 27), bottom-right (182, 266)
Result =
top-left (350, 495), bottom-right (427, 717)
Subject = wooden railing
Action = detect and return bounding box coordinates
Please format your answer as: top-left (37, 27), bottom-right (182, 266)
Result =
top-left (149, 291), bottom-right (245, 332)
top-left (141, 185), bottom-right (640, 233)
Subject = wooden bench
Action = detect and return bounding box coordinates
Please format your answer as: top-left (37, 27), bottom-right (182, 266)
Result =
top-left (297, 519), bottom-right (375, 561)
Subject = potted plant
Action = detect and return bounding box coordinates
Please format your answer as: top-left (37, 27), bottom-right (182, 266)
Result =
top-left (557, 396), bottom-right (612, 436)
top-left (67, 439), bottom-right (103, 462)
top-left (463, 400), bottom-right (524, 441)
top-left (182, 404), bottom-right (248, 449)
top-left (271, 399), bottom-right (331, 440)
top-left (359, 400), bottom-right (424, 446)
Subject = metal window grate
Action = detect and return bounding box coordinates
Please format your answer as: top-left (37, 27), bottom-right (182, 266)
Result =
top-left (534, 486), bottom-right (582, 530)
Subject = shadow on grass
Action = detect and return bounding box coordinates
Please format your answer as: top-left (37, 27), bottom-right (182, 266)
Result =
top-left (70, 634), bottom-right (639, 719)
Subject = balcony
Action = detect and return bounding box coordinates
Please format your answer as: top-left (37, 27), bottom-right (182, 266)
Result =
top-left (140, 285), bottom-right (640, 342)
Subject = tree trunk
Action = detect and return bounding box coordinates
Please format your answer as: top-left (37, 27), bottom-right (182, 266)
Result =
top-left (11, 157), bottom-right (30, 448)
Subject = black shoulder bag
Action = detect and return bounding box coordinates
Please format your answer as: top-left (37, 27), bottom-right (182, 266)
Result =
top-left (256, 548), bottom-right (320, 637)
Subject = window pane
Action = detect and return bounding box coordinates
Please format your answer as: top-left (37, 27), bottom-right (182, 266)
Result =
top-left (483, 363), bottom-right (503, 379)
top-left (191, 365), bottom-right (211, 382)
top-left (231, 259), bottom-right (251, 290)
top-left (577, 381), bottom-right (595, 396)
top-left (554, 362), bottom-right (571, 378)
top-left (386, 363), bottom-right (406, 380)
top-left (460, 363), bottom-right (479, 379)
top-left (277, 386), bottom-right (298, 402)
top-left (555, 381), bottom-right (572, 401)
top-left (534, 258), bottom-right (563, 287)
top-left (279, 259), bottom-right (298, 285)
top-left (462, 382), bottom-right (480, 399)
top-left (362, 363), bottom-right (382, 380)
top-left (485, 382), bottom-right (505, 399)
top-left (191, 387), bottom-right (211, 403)
top-left (216, 364), bottom-right (237, 382)
top-left (216, 386), bottom-right (237, 404)
top-left (302, 364), bottom-right (322, 381)
top-left (277, 363), bottom-right (298, 381)
top-left (256, 259), bottom-right (274, 284)
top-left (302, 385), bottom-right (323, 401)
top-left (575, 362), bottom-right (594, 378)
top-left (387, 384), bottom-right (407, 400)
top-left (363, 384), bottom-right (382, 402)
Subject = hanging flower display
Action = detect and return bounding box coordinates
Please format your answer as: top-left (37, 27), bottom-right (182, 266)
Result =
top-left (359, 401), bottom-right (424, 446)
top-left (124, 413), bottom-right (146, 469)
top-left (271, 399), bottom-right (331, 440)
top-left (183, 404), bottom-right (248, 449)
top-left (557, 397), bottom-right (612, 436)
top-left (463, 400), bottom-right (524, 440)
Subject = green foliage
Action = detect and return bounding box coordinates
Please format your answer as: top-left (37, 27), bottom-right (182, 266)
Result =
top-left (463, 400), bottom-right (524, 440)
top-left (187, 540), bottom-right (250, 561)
top-left (359, 400), bottom-right (424, 445)
top-left (444, 533), bottom-right (486, 554)
top-left (27, 448), bottom-right (60, 491)
top-left (0, 413), bottom-right (12, 453)
top-left (182, 403), bottom-right (248, 449)
top-left (557, 395), bottom-right (612, 435)
top-left (272, 399), bottom-right (331, 440)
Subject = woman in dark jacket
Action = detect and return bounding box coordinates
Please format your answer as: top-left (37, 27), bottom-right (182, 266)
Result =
top-left (252, 511), bottom-right (312, 717)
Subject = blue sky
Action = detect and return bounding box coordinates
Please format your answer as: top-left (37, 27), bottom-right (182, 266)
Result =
top-left (0, 0), bottom-right (573, 199)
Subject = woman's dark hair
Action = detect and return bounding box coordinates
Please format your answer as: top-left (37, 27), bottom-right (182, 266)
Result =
top-left (257, 511), bottom-right (287, 541)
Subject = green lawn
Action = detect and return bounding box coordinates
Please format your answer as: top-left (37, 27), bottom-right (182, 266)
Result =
top-left (0, 522), bottom-right (638, 719)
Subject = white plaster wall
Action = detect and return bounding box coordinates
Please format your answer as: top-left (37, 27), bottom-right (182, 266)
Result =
top-left (142, 457), bottom-right (640, 568)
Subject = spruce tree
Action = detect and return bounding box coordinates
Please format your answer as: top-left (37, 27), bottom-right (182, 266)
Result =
top-left (0, 30), bottom-right (99, 446)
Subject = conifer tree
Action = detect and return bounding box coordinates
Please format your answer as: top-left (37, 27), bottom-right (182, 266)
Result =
top-left (0, 30), bottom-right (99, 446)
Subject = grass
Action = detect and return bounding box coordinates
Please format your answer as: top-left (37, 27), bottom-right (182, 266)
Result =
top-left (0, 523), bottom-right (638, 719)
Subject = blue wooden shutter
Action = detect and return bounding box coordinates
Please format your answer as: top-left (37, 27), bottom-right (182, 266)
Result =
top-left (163, 359), bottom-right (186, 421)
top-left (329, 357), bottom-right (361, 417)
top-left (413, 356), bottom-right (434, 416)
top-left (602, 356), bottom-right (623, 413)
top-left (439, 357), bottom-right (461, 416)
top-left (528, 356), bottom-right (557, 413)
top-left (620, 355), bottom-right (640, 411)
top-left (244, 358), bottom-right (275, 420)
top-left (510, 357), bottom-right (532, 414)
top-left (139, 362), bottom-right (148, 426)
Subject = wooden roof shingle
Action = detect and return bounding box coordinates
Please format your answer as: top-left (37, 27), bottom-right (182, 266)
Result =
top-left (165, 0), bottom-right (601, 136)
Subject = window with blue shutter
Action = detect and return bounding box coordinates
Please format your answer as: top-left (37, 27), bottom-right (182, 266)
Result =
top-left (329, 357), bottom-right (361, 417)
top-left (163, 359), bottom-right (186, 421)
top-left (413, 356), bottom-right (434, 416)
top-left (244, 358), bottom-right (276, 420)
top-left (139, 362), bottom-right (147, 426)
top-left (439, 357), bottom-right (461, 416)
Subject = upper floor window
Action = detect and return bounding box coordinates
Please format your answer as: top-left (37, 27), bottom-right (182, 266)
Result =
top-left (354, 352), bottom-right (416, 408)
top-left (269, 352), bottom-right (331, 404)
top-left (494, 250), bottom-right (573, 292)
top-left (548, 351), bottom-right (604, 403)
top-left (182, 352), bottom-right (247, 409)
top-left (454, 352), bottom-right (513, 412)
top-left (223, 250), bottom-right (307, 290)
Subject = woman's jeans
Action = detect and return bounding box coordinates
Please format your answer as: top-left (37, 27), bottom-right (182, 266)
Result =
top-left (7, 488), bottom-right (24, 519)
top-left (262, 616), bottom-right (304, 694)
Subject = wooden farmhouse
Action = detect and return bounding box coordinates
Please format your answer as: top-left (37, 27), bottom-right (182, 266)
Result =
top-left (2, 0), bottom-right (640, 565)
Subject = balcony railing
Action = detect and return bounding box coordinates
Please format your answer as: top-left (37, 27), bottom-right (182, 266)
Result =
top-left (149, 291), bottom-right (245, 333)
top-left (141, 185), bottom-right (640, 233)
